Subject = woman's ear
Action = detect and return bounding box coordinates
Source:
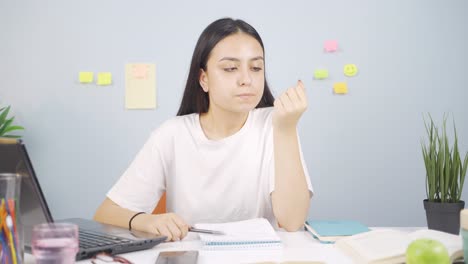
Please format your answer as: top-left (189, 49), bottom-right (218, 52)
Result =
top-left (199, 69), bottom-right (209, 93)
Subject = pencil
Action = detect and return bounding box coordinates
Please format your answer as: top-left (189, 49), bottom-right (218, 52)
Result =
top-left (189, 227), bottom-right (225, 235)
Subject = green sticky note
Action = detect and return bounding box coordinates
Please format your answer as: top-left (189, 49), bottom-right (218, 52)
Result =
top-left (97, 72), bottom-right (112, 85)
top-left (314, 69), bottom-right (329, 80)
top-left (79, 72), bottom-right (94, 83)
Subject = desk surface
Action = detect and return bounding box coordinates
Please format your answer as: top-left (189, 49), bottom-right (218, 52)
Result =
top-left (24, 228), bottom-right (422, 264)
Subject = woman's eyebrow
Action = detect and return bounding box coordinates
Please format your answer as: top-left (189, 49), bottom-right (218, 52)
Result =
top-left (250, 56), bottom-right (264, 62)
top-left (219, 57), bottom-right (240, 62)
top-left (219, 56), bottom-right (264, 62)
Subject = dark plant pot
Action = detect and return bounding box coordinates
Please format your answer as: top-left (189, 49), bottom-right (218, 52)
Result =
top-left (424, 199), bottom-right (465, 235)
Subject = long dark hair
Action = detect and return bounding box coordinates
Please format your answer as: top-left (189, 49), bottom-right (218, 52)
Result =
top-left (176, 18), bottom-right (274, 116)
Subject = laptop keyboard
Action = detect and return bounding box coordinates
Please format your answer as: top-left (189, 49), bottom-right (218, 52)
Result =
top-left (79, 230), bottom-right (131, 249)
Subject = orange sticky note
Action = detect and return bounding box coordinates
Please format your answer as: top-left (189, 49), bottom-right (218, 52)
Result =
top-left (132, 64), bottom-right (149, 79)
top-left (324, 40), bottom-right (338, 52)
top-left (333, 82), bottom-right (348, 94)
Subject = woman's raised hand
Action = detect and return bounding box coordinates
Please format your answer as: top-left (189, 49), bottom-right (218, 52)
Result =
top-left (272, 80), bottom-right (308, 129)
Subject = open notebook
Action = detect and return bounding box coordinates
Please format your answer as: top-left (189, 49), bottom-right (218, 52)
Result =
top-left (194, 218), bottom-right (282, 250)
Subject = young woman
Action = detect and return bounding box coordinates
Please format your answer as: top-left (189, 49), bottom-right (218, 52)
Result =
top-left (94, 18), bottom-right (313, 241)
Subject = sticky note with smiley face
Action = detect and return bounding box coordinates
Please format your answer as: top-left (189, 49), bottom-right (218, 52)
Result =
top-left (333, 82), bottom-right (348, 94)
top-left (344, 64), bottom-right (358, 77)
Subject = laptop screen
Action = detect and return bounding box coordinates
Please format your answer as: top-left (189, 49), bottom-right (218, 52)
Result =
top-left (0, 139), bottom-right (53, 245)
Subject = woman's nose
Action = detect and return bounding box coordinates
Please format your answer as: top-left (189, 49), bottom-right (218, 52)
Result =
top-left (238, 68), bottom-right (252, 86)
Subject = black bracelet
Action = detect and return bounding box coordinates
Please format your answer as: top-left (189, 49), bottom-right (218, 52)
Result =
top-left (128, 212), bottom-right (146, 231)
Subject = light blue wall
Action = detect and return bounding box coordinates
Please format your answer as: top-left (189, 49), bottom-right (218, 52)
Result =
top-left (1, 0), bottom-right (467, 226)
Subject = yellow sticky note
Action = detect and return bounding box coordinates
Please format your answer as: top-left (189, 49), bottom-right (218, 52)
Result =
top-left (314, 69), bottom-right (329, 80)
top-left (97, 72), bottom-right (112, 86)
top-left (333, 82), bottom-right (348, 94)
top-left (125, 64), bottom-right (156, 109)
top-left (79, 72), bottom-right (94, 83)
top-left (344, 64), bottom-right (358, 77)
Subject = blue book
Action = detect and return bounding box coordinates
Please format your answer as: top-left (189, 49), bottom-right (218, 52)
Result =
top-left (304, 220), bottom-right (370, 243)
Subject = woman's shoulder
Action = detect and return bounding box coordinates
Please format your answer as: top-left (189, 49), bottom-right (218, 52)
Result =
top-left (251, 106), bottom-right (274, 123)
top-left (149, 113), bottom-right (198, 137)
top-left (245, 107), bottom-right (274, 133)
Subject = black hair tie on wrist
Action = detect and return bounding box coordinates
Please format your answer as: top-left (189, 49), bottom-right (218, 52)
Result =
top-left (129, 212), bottom-right (146, 231)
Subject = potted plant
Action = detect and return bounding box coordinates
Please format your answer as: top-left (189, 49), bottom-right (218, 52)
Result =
top-left (0, 105), bottom-right (24, 138)
top-left (422, 114), bottom-right (468, 234)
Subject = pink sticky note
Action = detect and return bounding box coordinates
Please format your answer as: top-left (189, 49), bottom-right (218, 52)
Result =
top-left (324, 40), bottom-right (338, 52)
top-left (132, 64), bottom-right (149, 79)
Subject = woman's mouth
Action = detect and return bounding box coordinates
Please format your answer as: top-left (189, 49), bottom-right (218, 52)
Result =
top-left (236, 93), bottom-right (255, 99)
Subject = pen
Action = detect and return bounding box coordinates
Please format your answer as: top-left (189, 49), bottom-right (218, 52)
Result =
top-left (189, 227), bottom-right (225, 235)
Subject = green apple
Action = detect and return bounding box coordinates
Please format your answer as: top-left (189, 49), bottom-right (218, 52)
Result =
top-left (406, 238), bottom-right (450, 264)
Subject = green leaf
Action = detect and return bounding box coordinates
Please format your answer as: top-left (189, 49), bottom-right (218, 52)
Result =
top-left (0, 105), bottom-right (23, 138)
top-left (459, 153), bottom-right (468, 201)
top-left (3, 135), bottom-right (22, 138)
top-left (2, 125), bottom-right (24, 134)
top-left (0, 106), bottom-right (11, 127)
top-left (0, 117), bottom-right (14, 136)
top-left (422, 113), bottom-right (467, 202)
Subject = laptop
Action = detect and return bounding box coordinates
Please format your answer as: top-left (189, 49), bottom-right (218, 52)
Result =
top-left (0, 138), bottom-right (167, 260)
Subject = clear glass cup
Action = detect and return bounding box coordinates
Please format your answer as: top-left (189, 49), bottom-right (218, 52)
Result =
top-left (0, 173), bottom-right (23, 264)
top-left (31, 223), bottom-right (79, 264)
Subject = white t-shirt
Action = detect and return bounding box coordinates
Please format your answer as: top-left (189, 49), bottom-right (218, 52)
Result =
top-left (107, 107), bottom-right (313, 226)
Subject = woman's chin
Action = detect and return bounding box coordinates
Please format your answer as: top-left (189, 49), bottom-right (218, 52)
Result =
top-left (236, 99), bottom-right (262, 112)
top-left (234, 104), bottom-right (257, 113)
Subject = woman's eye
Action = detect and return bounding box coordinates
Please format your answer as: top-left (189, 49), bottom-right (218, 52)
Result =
top-left (224, 67), bottom-right (237, 72)
top-left (252, 67), bottom-right (263, 72)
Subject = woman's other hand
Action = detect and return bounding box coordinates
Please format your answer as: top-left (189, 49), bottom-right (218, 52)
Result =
top-left (133, 212), bottom-right (189, 242)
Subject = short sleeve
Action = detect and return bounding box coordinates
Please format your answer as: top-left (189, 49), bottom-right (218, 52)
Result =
top-left (107, 130), bottom-right (167, 213)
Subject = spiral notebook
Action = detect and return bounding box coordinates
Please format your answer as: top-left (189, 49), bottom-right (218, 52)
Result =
top-left (194, 218), bottom-right (282, 250)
